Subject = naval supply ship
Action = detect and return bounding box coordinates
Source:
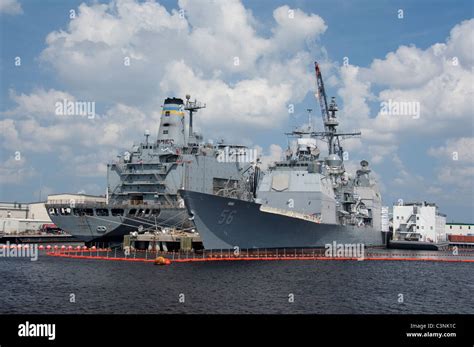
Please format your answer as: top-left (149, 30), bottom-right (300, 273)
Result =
top-left (179, 62), bottom-right (387, 249)
top-left (46, 96), bottom-right (253, 242)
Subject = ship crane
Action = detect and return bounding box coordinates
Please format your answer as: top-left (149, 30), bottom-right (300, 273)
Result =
top-left (314, 62), bottom-right (331, 132)
top-left (313, 61), bottom-right (361, 158)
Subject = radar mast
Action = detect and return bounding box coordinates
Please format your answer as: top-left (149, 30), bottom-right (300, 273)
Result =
top-left (184, 94), bottom-right (206, 144)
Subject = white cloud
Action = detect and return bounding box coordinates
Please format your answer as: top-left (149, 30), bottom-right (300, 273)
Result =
top-left (270, 5), bottom-right (327, 54)
top-left (256, 144), bottom-right (283, 170)
top-left (0, 156), bottom-right (36, 184)
top-left (371, 19), bottom-right (473, 133)
top-left (3, 88), bottom-right (76, 119)
top-left (445, 19), bottom-right (474, 69)
top-left (332, 19), bottom-right (474, 215)
top-left (0, 0), bottom-right (22, 15)
top-left (362, 45), bottom-right (443, 89)
top-left (1, 88), bottom-right (150, 177)
top-left (436, 166), bottom-right (474, 186)
top-left (159, 60), bottom-right (294, 128)
top-left (39, 0), bottom-right (326, 130)
top-left (336, 19), bottom-right (474, 166)
top-left (428, 137), bottom-right (474, 164)
top-left (1, 88), bottom-right (149, 151)
top-left (428, 137), bottom-right (474, 196)
top-left (391, 155), bottom-right (424, 188)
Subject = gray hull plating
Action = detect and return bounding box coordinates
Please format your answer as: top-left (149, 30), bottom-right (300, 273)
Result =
top-left (181, 190), bottom-right (385, 249)
top-left (48, 207), bottom-right (187, 242)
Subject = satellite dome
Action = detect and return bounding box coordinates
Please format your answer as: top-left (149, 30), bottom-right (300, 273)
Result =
top-left (325, 154), bottom-right (343, 168)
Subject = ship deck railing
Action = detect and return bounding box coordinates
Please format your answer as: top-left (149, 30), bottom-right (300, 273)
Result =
top-left (46, 200), bottom-right (175, 208)
top-left (46, 200), bottom-right (108, 206)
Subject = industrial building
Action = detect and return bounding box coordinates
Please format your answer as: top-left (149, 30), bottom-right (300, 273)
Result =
top-left (392, 202), bottom-right (446, 243)
top-left (0, 201), bottom-right (51, 234)
top-left (445, 223), bottom-right (473, 236)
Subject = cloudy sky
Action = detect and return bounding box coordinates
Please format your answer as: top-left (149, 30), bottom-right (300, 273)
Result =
top-left (0, 0), bottom-right (472, 222)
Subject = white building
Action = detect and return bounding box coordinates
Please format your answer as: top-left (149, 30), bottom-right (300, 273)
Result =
top-left (0, 201), bottom-right (52, 234)
top-left (445, 223), bottom-right (474, 236)
top-left (393, 202), bottom-right (446, 243)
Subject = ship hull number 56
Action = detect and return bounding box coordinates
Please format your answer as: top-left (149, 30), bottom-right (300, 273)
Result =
top-left (218, 210), bottom-right (236, 225)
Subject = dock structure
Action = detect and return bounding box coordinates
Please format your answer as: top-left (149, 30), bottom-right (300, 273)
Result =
top-left (124, 231), bottom-right (203, 252)
top-left (388, 240), bottom-right (450, 251)
top-left (44, 246), bottom-right (474, 265)
top-left (0, 233), bottom-right (77, 244)
top-left (447, 234), bottom-right (474, 248)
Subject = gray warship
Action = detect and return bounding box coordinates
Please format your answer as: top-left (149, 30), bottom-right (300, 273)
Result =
top-left (179, 62), bottom-right (387, 249)
top-left (46, 96), bottom-right (252, 242)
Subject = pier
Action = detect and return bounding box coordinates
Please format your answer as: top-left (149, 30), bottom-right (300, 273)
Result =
top-left (0, 234), bottom-right (77, 244)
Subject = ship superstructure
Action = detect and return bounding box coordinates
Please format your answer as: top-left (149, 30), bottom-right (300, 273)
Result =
top-left (180, 63), bottom-right (386, 249)
top-left (46, 96), bottom-right (253, 242)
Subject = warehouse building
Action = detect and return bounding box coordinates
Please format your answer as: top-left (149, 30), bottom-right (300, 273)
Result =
top-left (0, 201), bottom-right (51, 234)
top-left (445, 222), bottom-right (474, 236)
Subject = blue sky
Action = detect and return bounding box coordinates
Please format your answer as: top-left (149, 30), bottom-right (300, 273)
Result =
top-left (0, 0), bottom-right (473, 222)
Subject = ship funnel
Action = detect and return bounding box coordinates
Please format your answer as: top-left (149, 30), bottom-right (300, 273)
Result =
top-left (157, 97), bottom-right (185, 146)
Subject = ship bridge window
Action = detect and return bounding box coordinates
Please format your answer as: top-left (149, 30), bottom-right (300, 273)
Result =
top-left (151, 209), bottom-right (160, 216)
top-left (165, 111), bottom-right (170, 117)
top-left (111, 209), bottom-right (124, 216)
top-left (129, 209), bottom-right (137, 215)
top-left (144, 209), bottom-right (150, 216)
top-left (137, 209), bottom-right (145, 217)
top-left (96, 208), bottom-right (109, 216)
top-left (48, 208), bottom-right (58, 216)
top-left (72, 208), bottom-right (93, 216)
top-left (163, 130), bottom-right (169, 135)
top-left (60, 207), bottom-right (71, 216)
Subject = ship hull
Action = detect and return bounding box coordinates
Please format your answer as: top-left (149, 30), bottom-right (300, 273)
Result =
top-left (46, 205), bottom-right (189, 243)
top-left (180, 190), bottom-right (386, 249)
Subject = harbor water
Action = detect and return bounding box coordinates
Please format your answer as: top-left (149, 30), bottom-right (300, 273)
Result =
top-left (1, 255), bottom-right (473, 314)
